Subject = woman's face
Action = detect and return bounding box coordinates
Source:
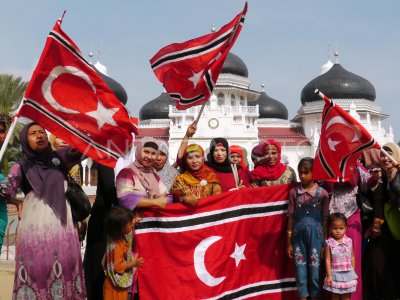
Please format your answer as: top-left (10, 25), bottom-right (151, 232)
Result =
top-left (264, 145), bottom-right (279, 166)
top-left (213, 145), bottom-right (227, 164)
top-left (230, 152), bottom-right (242, 165)
top-left (140, 146), bottom-right (158, 168)
top-left (27, 124), bottom-right (49, 153)
top-left (186, 151), bottom-right (203, 171)
top-left (54, 137), bottom-right (68, 150)
top-left (380, 150), bottom-right (394, 170)
top-left (154, 151), bottom-right (168, 170)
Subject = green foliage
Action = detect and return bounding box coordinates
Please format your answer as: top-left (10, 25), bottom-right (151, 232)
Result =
top-left (0, 74), bottom-right (28, 125)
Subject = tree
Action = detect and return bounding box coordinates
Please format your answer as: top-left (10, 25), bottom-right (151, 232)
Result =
top-left (0, 74), bottom-right (28, 174)
top-left (0, 74), bottom-right (28, 125)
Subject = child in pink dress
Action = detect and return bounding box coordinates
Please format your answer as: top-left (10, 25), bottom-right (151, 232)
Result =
top-left (324, 213), bottom-right (357, 300)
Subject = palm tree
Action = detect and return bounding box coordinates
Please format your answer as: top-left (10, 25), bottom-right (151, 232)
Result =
top-left (0, 74), bottom-right (28, 125)
top-left (0, 74), bottom-right (28, 174)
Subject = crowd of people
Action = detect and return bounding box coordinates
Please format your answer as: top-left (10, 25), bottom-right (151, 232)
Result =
top-left (0, 120), bottom-right (400, 300)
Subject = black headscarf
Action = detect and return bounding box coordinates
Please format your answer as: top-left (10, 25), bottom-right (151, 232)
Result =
top-left (206, 137), bottom-right (236, 173)
top-left (19, 122), bottom-right (67, 225)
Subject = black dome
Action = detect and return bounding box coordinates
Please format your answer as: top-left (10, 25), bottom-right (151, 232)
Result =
top-left (301, 64), bottom-right (376, 104)
top-left (96, 69), bottom-right (128, 105)
top-left (221, 52), bottom-right (248, 77)
top-left (139, 92), bottom-right (175, 120)
top-left (250, 92), bottom-right (288, 120)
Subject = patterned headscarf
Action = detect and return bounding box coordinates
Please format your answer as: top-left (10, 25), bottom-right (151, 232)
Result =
top-left (180, 144), bottom-right (220, 186)
top-left (157, 141), bottom-right (179, 191)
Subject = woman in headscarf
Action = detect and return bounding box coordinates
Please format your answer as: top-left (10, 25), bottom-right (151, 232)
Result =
top-left (116, 139), bottom-right (170, 210)
top-left (171, 144), bottom-right (221, 205)
top-left (365, 142), bottom-right (400, 299)
top-left (0, 122), bottom-right (86, 299)
top-left (206, 138), bottom-right (250, 193)
top-left (229, 145), bottom-right (248, 170)
top-left (250, 139), bottom-right (296, 187)
top-left (154, 141), bottom-right (180, 192)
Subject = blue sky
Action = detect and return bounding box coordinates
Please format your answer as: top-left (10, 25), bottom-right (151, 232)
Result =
top-left (1, 1), bottom-right (399, 140)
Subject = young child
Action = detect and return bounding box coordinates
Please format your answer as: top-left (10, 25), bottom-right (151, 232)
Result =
top-left (103, 207), bottom-right (144, 300)
top-left (324, 213), bottom-right (357, 300)
top-left (287, 157), bottom-right (329, 300)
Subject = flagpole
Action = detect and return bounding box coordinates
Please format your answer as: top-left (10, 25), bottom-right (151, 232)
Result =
top-left (315, 89), bottom-right (398, 165)
top-left (0, 99), bottom-right (24, 163)
top-left (194, 100), bottom-right (207, 125)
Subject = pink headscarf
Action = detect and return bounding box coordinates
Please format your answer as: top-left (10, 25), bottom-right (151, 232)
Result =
top-left (130, 138), bottom-right (161, 198)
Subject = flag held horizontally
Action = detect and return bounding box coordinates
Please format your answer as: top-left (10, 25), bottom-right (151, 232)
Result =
top-left (150, 2), bottom-right (248, 110)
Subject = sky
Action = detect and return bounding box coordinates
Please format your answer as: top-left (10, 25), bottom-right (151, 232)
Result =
top-left (1, 1), bottom-right (400, 141)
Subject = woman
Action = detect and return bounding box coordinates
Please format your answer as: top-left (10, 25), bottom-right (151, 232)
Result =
top-left (171, 144), bottom-right (221, 205)
top-left (250, 139), bottom-right (296, 187)
top-left (0, 123), bottom-right (86, 299)
top-left (154, 141), bottom-right (180, 192)
top-left (206, 138), bottom-right (249, 193)
top-left (116, 139), bottom-right (170, 210)
top-left (229, 145), bottom-right (248, 170)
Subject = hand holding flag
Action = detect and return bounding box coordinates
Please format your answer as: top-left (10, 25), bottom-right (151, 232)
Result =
top-left (18, 14), bottom-right (136, 167)
top-left (150, 2), bottom-right (248, 110)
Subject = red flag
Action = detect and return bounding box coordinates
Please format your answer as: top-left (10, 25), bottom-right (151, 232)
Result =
top-left (150, 3), bottom-right (247, 110)
top-left (136, 184), bottom-right (297, 299)
top-left (18, 16), bottom-right (136, 167)
top-left (313, 90), bottom-right (381, 181)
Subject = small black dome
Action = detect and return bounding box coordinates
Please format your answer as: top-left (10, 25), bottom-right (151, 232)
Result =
top-left (139, 92), bottom-right (175, 120)
top-left (221, 52), bottom-right (248, 77)
top-left (301, 64), bottom-right (376, 104)
top-left (250, 92), bottom-right (288, 120)
top-left (96, 70), bottom-right (128, 105)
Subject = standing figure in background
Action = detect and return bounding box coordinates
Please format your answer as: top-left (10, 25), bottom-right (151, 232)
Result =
top-left (0, 115), bottom-right (7, 252)
top-left (250, 139), bottom-right (296, 187)
top-left (49, 134), bottom-right (87, 242)
top-left (0, 122), bottom-right (86, 299)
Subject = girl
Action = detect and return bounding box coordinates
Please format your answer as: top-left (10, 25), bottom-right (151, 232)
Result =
top-left (103, 207), bottom-right (144, 300)
top-left (324, 213), bottom-right (358, 300)
top-left (287, 157), bottom-right (329, 300)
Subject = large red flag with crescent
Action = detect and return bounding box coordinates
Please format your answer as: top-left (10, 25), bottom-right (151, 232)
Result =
top-left (313, 90), bottom-right (381, 181)
top-left (18, 16), bottom-right (136, 167)
top-left (135, 184), bottom-right (297, 300)
top-left (150, 3), bottom-right (247, 110)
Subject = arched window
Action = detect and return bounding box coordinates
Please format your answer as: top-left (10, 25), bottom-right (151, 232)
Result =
top-left (231, 94), bottom-right (236, 106)
top-left (217, 93), bottom-right (224, 106)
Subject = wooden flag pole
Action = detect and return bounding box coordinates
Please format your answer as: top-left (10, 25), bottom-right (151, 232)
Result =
top-left (194, 100), bottom-right (207, 125)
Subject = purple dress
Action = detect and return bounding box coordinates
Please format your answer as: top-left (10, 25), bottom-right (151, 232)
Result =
top-left (0, 150), bottom-right (86, 299)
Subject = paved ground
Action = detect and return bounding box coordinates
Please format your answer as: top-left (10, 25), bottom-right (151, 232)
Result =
top-left (0, 259), bottom-right (15, 300)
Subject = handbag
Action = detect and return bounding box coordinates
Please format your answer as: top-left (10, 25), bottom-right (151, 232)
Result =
top-left (65, 174), bottom-right (91, 222)
top-left (356, 192), bottom-right (373, 215)
top-left (384, 198), bottom-right (400, 240)
top-left (56, 153), bottom-right (91, 222)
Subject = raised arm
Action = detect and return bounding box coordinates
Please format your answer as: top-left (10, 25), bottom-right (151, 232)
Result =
top-left (173, 122), bottom-right (197, 168)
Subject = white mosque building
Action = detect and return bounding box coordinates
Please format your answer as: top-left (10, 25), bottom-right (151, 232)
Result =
top-left (134, 51), bottom-right (394, 170)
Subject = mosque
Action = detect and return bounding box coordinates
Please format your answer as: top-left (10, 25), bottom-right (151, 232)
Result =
top-left (130, 51), bottom-right (394, 170)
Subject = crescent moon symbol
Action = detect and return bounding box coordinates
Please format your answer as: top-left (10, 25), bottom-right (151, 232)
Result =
top-left (41, 65), bottom-right (96, 114)
top-left (325, 116), bottom-right (361, 142)
top-left (194, 236), bottom-right (226, 287)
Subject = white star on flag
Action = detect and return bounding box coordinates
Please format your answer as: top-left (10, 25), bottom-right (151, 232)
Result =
top-left (86, 100), bottom-right (119, 129)
top-left (230, 243), bottom-right (246, 267)
top-left (188, 70), bottom-right (203, 89)
top-left (327, 138), bottom-right (341, 151)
